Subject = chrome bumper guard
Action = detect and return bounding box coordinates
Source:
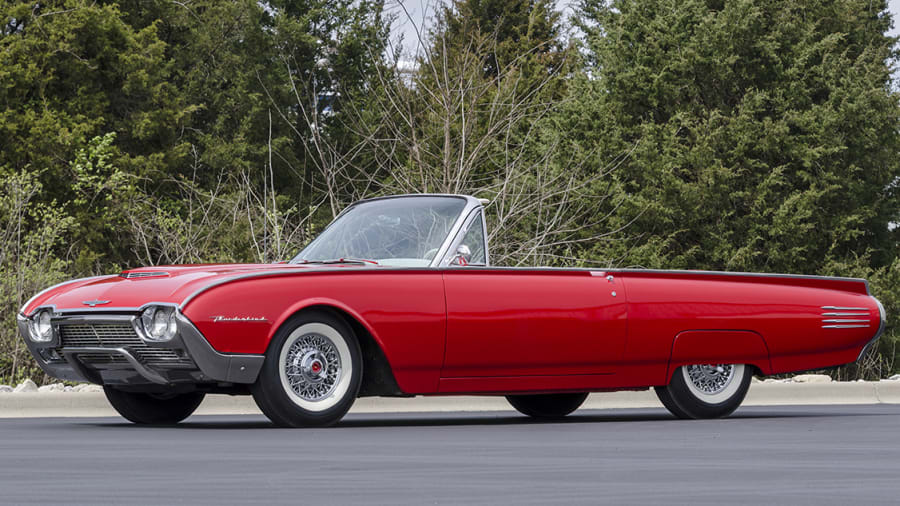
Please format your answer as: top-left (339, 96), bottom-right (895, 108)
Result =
top-left (18, 311), bottom-right (264, 386)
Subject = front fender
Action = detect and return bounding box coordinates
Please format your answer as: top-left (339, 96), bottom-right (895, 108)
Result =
top-left (180, 270), bottom-right (447, 394)
top-left (266, 297), bottom-right (388, 356)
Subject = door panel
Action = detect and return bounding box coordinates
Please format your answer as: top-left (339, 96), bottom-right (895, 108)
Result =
top-left (441, 270), bottom-right (627, 377)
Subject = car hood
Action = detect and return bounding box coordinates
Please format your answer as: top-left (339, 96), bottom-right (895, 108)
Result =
top-left (21, 264), bottom-right (328, 315)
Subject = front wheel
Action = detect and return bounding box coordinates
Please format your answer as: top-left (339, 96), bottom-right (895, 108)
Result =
top-left (506, 392), bottom-right (588, 419)
top-left (251, 311), bottom-right (362, 427)
top-left (103, 387), bottom-right (205, 425)
top-left (655, 363), bottom-right (752, 419)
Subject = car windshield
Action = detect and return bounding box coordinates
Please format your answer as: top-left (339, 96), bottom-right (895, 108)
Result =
top-left (291, 196), bottom-right (467, 266)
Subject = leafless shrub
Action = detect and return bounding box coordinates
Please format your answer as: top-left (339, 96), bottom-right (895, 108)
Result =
top-left (122, 166), bottom-right (325, 267)
top-left (264, 7), bottom-right (633, 266)
top-left (0, 171), bottom-right (74, 383)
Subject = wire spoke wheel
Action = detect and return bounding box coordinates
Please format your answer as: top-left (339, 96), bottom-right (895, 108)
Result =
top-left (284, 333), bottom-right (342, 402)
top-left (684, 364), bottom-right (735, 395)
top-left (277, 322), bottom-right (353, 413)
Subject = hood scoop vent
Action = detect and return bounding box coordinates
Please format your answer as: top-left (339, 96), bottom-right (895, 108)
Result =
top-left (120, 271), bottom-right (170, 279)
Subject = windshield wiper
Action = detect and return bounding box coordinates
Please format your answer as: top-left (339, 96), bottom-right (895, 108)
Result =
top-left (296, 258), bottom-right (379, 265)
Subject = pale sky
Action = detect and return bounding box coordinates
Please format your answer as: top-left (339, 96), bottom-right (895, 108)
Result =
top-left (891, 0), bottom-right (900, 37)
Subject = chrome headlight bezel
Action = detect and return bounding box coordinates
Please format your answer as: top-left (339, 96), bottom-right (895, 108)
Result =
top-left (28, 308), bottom-right (54, 343)
top-left (137, 305), bottom-right (179, 342)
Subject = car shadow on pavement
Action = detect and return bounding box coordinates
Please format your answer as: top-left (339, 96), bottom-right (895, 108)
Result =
top-left (74, 405), bottom-right (894, 430)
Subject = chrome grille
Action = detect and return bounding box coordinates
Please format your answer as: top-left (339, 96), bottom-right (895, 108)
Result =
top-left (59, 324), bottom-right (142, 347)
top-left (58, 324), bottom-right (193, 367)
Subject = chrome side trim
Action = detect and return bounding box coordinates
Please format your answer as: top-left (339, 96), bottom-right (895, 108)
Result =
top-left (822, 324), bottom-right (870, 329)
top-left (822, 319), bottom-right (870, 323)
top-left (604, 268), bottom-right (868, 285)
top-left (821, 312), bottom-right (869, 316)
top-left (821, 306), bottom-right (868, 311)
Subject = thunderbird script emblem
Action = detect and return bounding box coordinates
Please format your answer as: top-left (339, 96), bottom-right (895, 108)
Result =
top-left (82, 299), bottom-right (111, 307)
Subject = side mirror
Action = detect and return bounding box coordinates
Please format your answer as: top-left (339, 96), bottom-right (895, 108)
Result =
top-left (451, 245), bottom-right (472, 266)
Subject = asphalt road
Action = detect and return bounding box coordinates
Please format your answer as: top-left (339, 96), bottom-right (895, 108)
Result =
top-left (2, 405), bottom-right (899, 505)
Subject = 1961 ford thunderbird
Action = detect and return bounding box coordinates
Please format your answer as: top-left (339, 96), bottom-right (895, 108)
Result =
top-left (18, 195), bottom-right (886, 426)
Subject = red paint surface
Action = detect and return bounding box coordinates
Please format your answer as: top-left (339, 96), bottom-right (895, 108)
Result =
top-left (442, 271), bottom-right (626, 377)
top-left (182, 270), bottom-right (447, 393)
top-left (24, 266), bottom-right (883, 395)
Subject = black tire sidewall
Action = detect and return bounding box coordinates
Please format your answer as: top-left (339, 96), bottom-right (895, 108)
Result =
top-left (505, 392), bottom-right (588, 418)
top-left (103, 387), bottom-right (205, 425)
top-left (251, 310), bottom-right (362, 427)
top-left (653, 385), bottom-right (691, 419)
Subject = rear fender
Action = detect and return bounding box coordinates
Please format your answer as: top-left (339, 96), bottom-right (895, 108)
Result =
top-left (666, 330), bottom-right (772, 381)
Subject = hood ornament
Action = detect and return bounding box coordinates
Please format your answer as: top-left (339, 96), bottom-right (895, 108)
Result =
top-left (82, 299), bottom-right (111, 307)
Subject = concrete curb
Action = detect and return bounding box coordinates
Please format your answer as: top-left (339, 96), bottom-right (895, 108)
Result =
top-left (0, 381), bottom-right (898, 418)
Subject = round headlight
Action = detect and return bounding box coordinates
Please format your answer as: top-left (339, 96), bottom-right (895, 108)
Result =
top-left (152, 309), bottom-right (168, 336)
top-left (30, 309), bottom-right (53, 343)
top-left (140, 306), bottom-right (178, 342)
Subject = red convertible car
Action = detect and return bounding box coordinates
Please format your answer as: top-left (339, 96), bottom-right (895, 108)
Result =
top-left (19, 195), bottom-right (885, 426)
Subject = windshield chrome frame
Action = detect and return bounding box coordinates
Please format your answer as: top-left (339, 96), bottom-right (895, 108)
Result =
top-left (439, 206), bottom-right (490, 267)
top-left (291, 194), bottom-right (485, 268)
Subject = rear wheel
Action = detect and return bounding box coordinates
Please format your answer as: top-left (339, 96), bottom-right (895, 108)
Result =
top-left (251, 311), bottom-right (362, 427)
top-left (103, 387), bottom-right (205, 425)
top-left (655, 363), bottom-right (752, 419)
top-left (506, 392), bottom-right (588, 419)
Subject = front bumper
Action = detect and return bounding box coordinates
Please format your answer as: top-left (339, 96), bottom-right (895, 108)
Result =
top-left (18, 310), bottom-right (264, 387)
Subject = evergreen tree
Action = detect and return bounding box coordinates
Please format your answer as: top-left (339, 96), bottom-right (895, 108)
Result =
top-left (570, 0), bottom-right (899, 274)
top-left (0, 0), bottom-right (392, 268)
top-left (566, 0), bottom-right (900, 371)
top-left (437, 0), bottom-right (565, 77)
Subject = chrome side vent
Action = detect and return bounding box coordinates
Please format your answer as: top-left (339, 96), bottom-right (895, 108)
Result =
top-left (120, 271), bottom-right (169, 279)
top-left (821, 306), bottom-right (870, 329)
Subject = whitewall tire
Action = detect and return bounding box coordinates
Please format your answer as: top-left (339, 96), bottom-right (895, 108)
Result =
top-left (251, 311), bottom-right (362, 427)
top-left (655, 363), bottom-right (752, 419)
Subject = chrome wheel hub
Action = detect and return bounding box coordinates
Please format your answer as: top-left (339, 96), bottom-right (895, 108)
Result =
top-left (685, 364), bottom-right (734, 395)
top-left (299, 351), bottom-right (327, 383)
top-left (284, 333), bottom-right (341, 401)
